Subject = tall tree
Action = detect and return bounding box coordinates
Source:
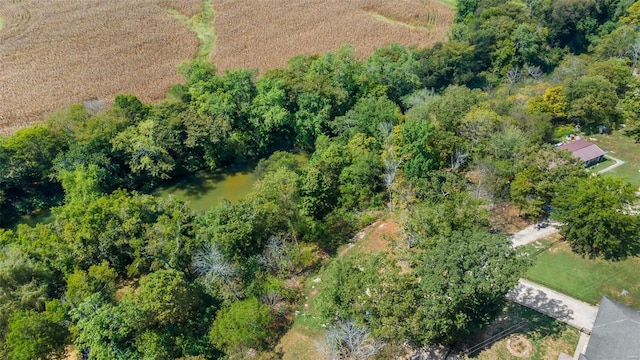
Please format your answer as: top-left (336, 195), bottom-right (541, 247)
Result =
top-left (552, 176), bottom-right (640, 259)
top-left (209, 297), bottom-right (275, 355)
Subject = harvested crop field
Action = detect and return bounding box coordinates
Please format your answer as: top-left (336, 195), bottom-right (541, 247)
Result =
top-left (0, 0), bottom-right (200, 134)
top-left (0, 0), bottom-right (455, 134)
top-left (211, 0), bottom-right (455, 72)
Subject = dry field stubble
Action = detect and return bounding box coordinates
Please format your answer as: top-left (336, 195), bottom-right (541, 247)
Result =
top-left (211, 0), bottom-right (454, 72)
top-left (0, 0), bottom-right (201, 134)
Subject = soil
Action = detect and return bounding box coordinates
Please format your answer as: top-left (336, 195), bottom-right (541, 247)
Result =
top-left (506, 335), bottom-right (533, 358)
top-left (491, 202), bottom-right (530, 235)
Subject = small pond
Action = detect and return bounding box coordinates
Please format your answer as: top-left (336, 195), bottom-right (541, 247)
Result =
top-left (153, 165), bottom-right (257, 212)
top-left (154, 153), bottom-right (309, 212)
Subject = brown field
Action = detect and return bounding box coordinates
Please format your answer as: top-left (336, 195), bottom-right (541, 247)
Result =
top-left (211, 0), bottom-right (454, 72)
top-left (0, 0), bottom-right (201, 134)
top-left (0, 0), bottom-right (454, 134)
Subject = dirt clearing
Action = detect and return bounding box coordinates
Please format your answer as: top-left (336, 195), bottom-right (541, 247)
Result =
top-left (211, 0), bottom-right (454, 72)
top-left (0, 0), bottom-right (200, 134)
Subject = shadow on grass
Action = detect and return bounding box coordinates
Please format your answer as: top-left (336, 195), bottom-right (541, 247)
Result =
top-left (459, 302), bottom-right (567, 357)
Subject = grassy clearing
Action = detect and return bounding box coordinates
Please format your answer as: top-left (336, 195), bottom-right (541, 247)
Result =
top-left (468, 304), bottom-right (579, 360)
top-left (590, 131), bottom-right (640, 187)
top-left (522, 237), bottom-right (640, 308)
top-left (277, 218), bottom-right (398, 360)
top-left (167, 0), bottom-right (215, 60)
top-left (0, 0), bottom-right (200, 134)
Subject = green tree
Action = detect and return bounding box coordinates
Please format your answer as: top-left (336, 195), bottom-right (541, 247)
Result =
top-left (0, 246), bottom-right (53, 340)
top-left (249, 76), bottom-right (295, 152)
top-left (5, 300), bottom-right (69, 360)
top-left (114, 94), bottom-right (150, 122)
top-left (73, 299), bottom-right (141, 360)
top-left (339, 137), bottom-right (385, 210)
top-left (399, 119), bottom-right (437, 181)
top-left (318, 229), bottom-right (527, 347)
top-left (456, 0), bottom-right (480, 20)
top-left (552, 176), bottom-right (640, 259)
top-left (406, 85), bottom-right (487, 133)
top-left (364, 44), bottom-right (422, 106)
top-left (416, 41), bottom-right (479, 90)
top-left (331, 95), bottom-right (401, 144)
top-left (566, 75), bottom-right (620, 133)
top-left (57, 163), bottom-right (103, 204)
top-left (510, 148), bottom-right (585, 219)
top-left (209, 297), bottom-right (275, 354)
top-left (409, 229), bottom-right (528, 345)
top-left (65, 261), bottom-right (118, 306)
top-left (300, 136), bottom-right (349, 219)
top-left (111, 119), bottom-right (176, 184)
top-left (586, 58), bottom-right (634, 97)
top-left (0, 125), bottom-right (66, 221)
top-left (253, 151), bottom-right (303, 181)
top-left (131, 269), bottom-right (199, 328)
top-left (619, 77), bottom-right (640, 142)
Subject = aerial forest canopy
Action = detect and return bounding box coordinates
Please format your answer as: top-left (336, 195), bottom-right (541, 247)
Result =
top-left (1, 0), bottom-right (640, 358)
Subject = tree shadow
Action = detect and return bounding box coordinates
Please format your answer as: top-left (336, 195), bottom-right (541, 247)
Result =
top-left (458, 286), bottom-right (572, 357)
top-left (506, 283), bottom-right (574, 324)
top-left (165, 170), bottom-right (222, 198)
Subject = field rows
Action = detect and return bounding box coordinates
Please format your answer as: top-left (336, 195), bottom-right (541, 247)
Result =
top-left (211, 0), bottom-right (454, 72)
top-left (0, 0), bottom-right (201, 134)
top-left (0, 0), bottom-right (454, 134)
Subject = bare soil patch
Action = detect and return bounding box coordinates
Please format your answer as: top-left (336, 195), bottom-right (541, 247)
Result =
top-left (340, 219), bottom-right (400, 257)
top-left (0, 0), bottom-right (200, 134)
top-left (490, 202), bottom-right (530, 235)
top-left (210, 0), bottom-right (454, 72)
top-left (507, 335), bottom-right (533, 358)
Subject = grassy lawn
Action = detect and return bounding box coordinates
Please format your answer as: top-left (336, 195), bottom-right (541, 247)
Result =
top-left (590, 131), bottom-right (640, 187)
top-left (468, 304), bottom-right (579, 360)
top-left (523, 237), bottom-right (640, 308)
top-left (588, 156), bottom-right (612, 172)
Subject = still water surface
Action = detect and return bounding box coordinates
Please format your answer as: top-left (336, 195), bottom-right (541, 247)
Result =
top-left (15, 153), bottom-right (307, 226)
top-left (154, 165), bottom-right (256, 212)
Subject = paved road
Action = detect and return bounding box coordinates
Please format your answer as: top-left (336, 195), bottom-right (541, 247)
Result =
top-left (507, 279), bottom-right (598, 331)
top-left (510, 222), bottom-right (560, 247)
top-left (597, 154), bottom-right (625, 174)
top-left (508, 223), bottom-right (598, 331)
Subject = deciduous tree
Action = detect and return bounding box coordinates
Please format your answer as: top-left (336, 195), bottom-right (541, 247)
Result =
top-left (552, 176), bottom-right (640, 259)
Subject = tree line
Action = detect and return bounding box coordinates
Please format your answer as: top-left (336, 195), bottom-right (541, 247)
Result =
top-left (1, 0), bottom-right (640, 358)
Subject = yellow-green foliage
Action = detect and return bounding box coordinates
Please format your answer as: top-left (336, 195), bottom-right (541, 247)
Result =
top-left (622, 0), bottom-right (640, 25)
top-left (528, 86), bottom-right (567, 120)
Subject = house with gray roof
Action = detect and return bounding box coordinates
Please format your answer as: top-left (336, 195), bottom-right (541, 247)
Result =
top-left (575, 297), bottom-right (640, 360)
top-left (557, 139), bottom-right (605, 167)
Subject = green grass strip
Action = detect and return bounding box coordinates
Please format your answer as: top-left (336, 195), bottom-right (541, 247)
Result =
top-left (369, 12), bottom-right (434, 30)
top-left (435, 0), bottom-right (457, 9)
top-left (166, 0), bottom-right (216, 60)
top-left (523, 239), bottom-right (640, 308)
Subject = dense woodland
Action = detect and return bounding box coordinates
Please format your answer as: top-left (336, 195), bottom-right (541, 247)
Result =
top-left (1, 0), bottom-right (640, 358)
